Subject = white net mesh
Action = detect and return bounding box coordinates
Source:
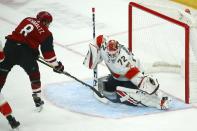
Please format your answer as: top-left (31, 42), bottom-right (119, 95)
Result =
top-left (129, 2), bottom-right (197, 103)
top-left (132, 5), bottom-right (186, 72)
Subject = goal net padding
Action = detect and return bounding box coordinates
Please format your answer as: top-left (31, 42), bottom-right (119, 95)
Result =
top-left (128, 2), bottom-right (197, 103)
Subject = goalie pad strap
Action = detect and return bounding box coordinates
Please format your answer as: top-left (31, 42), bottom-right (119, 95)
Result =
top-left (116, 89), bottom-right (138, 105)
top-left (137, 76), bottom-right (147, 87)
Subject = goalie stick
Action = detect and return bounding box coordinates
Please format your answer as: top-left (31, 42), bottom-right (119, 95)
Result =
top-left (91, 8), bottom-right (109, 104)
top-left (37, 57), bottom-right (117, 103)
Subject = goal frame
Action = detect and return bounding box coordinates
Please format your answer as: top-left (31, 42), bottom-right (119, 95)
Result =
top-left (128, 2), bottom-right (190, 103)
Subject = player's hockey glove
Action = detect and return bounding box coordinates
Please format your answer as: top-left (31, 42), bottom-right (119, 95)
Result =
top-left (53, 61), bottom-right (64, 73)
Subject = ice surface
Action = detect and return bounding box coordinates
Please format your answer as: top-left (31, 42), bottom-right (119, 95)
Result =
top-left (0, 0), bottom-right (197, 131)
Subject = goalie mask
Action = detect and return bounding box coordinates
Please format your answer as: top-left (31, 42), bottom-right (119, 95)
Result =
top-left (106, 40), bottom-right (120, 61)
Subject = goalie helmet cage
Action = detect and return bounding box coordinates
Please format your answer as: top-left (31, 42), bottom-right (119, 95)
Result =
top-left (128, 2), bottom-right (195, 104)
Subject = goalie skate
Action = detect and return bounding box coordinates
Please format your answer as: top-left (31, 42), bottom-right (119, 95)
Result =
top-left (12, 127), bottom-right (20, 131)
top-left (159, 96), bottom-right (170, 110)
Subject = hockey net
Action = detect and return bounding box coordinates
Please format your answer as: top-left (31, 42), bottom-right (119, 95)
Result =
top-left (128, 1), bottom-right (197, 103)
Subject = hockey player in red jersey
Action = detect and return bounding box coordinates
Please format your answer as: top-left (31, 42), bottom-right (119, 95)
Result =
top-left (84, 35), bottom-right (170, 110)
top-left (0, 11), bottom-right (64, 129)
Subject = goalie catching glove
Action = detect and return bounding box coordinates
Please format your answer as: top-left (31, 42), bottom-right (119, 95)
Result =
top-left (53, 61), bottom-right (64, 73)
top-left (138, 75), bottom-right (159, 95)
top-left (131, 74), bottom-right (159, 95)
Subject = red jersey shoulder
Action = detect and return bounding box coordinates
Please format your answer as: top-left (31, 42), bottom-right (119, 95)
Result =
top-left (7, 17), bottom-right (52, 48)
top-left (21, 17), bottom-right (52, 38)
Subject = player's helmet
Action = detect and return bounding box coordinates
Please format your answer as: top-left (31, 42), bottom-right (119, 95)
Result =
top-left (106, 39), bottom-right (120, 60)
top-left (36, 11), bottom-right (53, 23)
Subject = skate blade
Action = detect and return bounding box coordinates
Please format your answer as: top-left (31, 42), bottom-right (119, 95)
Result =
top-left (11, 127), bottom-right (20, 131)
top-left (35, 105), bottom-right (43, 112)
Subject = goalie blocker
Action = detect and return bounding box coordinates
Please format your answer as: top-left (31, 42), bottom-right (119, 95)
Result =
top-left (98, 75), bottom-right (170, 110)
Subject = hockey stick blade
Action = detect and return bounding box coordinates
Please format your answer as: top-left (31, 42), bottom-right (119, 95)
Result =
top-left (93, 92), bottom-right (109, 104)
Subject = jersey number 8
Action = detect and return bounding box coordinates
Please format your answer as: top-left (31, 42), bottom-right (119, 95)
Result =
top-left (20, 24), bottom-right (34, 37)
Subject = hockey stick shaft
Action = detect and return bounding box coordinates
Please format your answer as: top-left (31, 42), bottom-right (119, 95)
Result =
top-left (37, 57), bottom-right (105, 98)
top-left (92, 7), bottom-right (99, 89)
top-left (92, 8), bottom-right (95, 38)
top-left (91, 8), bottom-right (109, 103)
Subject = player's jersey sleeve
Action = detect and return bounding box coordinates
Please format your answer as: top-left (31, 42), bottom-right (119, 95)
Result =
top-left (40, 34), bottom-right (58, 66)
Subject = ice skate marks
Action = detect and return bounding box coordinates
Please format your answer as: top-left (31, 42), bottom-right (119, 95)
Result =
top-left (43, 81), bottom-right (192, 119)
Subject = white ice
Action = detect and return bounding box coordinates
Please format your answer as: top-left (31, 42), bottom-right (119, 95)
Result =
top-left (0, 0), bottom-right (197, 131)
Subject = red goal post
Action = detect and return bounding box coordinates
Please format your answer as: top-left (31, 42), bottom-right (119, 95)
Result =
top-left (128, 2), bottom-right (191, 103)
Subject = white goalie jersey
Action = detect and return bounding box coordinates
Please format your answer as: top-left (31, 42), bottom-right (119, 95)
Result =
top-left (99, 41), bottom-right (141, 81)
top-left (83, 35), bottom-right (141, 81)
top-left (83, 35), bottom-right (170, 109)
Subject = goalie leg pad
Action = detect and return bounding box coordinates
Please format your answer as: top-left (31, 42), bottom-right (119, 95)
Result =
top-left (116, 86), bottom-right (170, 110)
top-left (116, 89), bottom-right (139, 106)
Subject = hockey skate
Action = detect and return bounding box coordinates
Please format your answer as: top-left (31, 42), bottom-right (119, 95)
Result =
top-left (32, 93), bottom-right (44, 112)
top-left (7, 115), bottom-right (20, 130)
top-left (159, 97), bottom-right (170, 110)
